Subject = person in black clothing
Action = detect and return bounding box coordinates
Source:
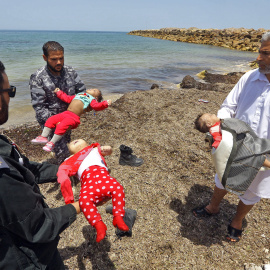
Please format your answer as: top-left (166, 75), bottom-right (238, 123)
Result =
top-left (0, 60), bottom-right (81, 269)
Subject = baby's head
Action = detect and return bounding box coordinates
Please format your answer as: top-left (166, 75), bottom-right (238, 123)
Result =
top-left (68, 139), bottom-right (89, 155)
top-left (86, 88), bottom-right (103, 102)
top-left (194, 113), bottom-right (220, 133)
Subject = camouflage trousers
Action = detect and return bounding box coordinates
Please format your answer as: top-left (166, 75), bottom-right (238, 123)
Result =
top-left (51, 130), bottom-right (71, 164)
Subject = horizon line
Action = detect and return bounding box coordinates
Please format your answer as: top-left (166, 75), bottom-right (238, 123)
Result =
top-left (0, 29), bottom-right (129, 33)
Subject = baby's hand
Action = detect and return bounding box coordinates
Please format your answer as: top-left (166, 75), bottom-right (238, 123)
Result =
top-left (54, 88), bottom-right (60, 94)
top-left (107, 100), bottom-right (112, 106)
top-left (101, 146), bottom-right (112, 156)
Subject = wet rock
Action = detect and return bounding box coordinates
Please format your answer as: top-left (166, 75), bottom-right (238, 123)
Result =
top-left (180, 75), bottom-right (197, 89)
top-left (150, 84), bottom-right (160, 89)
top-left (203, 70), bottom-right (244, 84)
top-left (180, 70), bottom-right (245, 92)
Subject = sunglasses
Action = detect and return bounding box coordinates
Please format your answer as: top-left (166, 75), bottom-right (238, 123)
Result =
top-left (0, 85), bottom-right (16, 97)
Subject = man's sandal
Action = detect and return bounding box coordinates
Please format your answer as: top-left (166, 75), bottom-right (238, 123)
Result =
top-left (226, 224), bottom-right (243, 242)
top-left (192, 205), bottom-right (219, 218)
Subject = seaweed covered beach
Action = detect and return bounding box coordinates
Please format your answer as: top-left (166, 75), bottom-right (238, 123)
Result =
top-left (3, 75), bottom-right (270, 269)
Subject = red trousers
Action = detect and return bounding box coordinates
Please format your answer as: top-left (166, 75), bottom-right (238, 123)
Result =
top-left (79, 166), bottom-right (125, 226)
top-left (45, 111), bottom-right (80, 135)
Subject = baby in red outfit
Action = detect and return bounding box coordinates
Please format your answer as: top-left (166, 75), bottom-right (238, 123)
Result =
top-left (57, 139), bottom-right (129, 242)
top-left (194, 113), bottom-right (222, 148)
top-left (31, 88), bottom-right (112, 152)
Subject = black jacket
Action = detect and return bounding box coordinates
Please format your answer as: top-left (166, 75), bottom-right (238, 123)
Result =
top-left (0, 135), bottom-right (77, 269)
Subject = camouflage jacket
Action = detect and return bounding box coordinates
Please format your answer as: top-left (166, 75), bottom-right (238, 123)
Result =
top-left (29, 65), bottom-right (86, 126)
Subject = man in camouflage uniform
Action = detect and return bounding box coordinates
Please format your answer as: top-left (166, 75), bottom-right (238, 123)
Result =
top-left (30, 41), bottom-right (86, 163)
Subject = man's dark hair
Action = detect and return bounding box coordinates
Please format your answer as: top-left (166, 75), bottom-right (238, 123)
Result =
top-left (42, 41), bottom-right (64, 57)
top-left (194, 113), bottom-right (208, 133)
top-left (0, 61), bottom-right (6, 90)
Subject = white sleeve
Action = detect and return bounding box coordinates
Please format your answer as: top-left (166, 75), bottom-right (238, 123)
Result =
top-left (217, 72), bottom-right (249, 119)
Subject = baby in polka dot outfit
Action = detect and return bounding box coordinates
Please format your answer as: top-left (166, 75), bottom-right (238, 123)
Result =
top-left (57, 139), bottom-right (129, 242)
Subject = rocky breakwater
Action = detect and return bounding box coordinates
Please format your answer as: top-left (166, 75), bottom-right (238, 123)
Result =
top-left (128, 27), bottom-right (269, 52)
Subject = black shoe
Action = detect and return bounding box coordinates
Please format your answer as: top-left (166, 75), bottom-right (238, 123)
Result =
top-left (106, 205), bottom-right (137, 237)
top-left (119, 145), bottom-right (144, 167)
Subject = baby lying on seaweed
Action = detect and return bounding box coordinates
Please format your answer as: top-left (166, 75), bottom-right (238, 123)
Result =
top-left (57, 139), bottom-right (129, 242)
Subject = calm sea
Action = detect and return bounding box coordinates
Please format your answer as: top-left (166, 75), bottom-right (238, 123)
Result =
top-left (0, 30), bottom-right (257, 127)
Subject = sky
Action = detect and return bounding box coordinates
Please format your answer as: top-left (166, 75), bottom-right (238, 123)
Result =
top-left (1, 0), bottom-right (270, 32)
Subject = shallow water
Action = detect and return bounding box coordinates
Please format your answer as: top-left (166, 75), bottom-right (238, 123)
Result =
top-left (0, 30), bottom-right (257, 128)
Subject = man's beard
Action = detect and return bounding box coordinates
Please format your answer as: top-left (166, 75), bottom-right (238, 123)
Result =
top-left (0, 94), bottom-right (9, 125)
top-left (47, 61), bottom-right (63, 74)
top-left (258, 62), bottom-right (270, 74)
